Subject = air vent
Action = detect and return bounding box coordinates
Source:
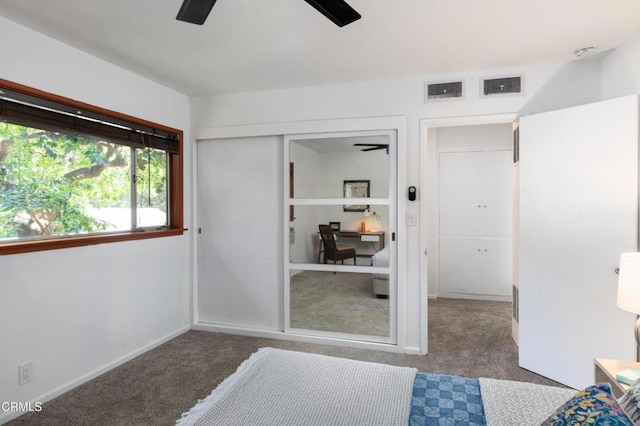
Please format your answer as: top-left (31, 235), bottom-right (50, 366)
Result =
top-left (425, 81), bottom-right (463, 102)
top-left (482, 76), bottom-right (522, 96)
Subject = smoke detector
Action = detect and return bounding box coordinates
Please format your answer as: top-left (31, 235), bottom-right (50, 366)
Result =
top-left (574, 46), bottom-right (598, 57)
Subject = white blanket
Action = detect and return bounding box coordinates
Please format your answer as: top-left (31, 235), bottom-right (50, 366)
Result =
top-left (177, 347), bottom-right (417, 426)
top-left (479, 378), bottom-right (576, 425)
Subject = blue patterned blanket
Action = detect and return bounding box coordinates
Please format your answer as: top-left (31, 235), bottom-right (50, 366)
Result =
top-left (409, 373), bottom-right (486, 425)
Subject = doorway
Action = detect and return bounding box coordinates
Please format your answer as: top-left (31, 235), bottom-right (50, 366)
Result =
top-left (419, 114), bottom-right (517, 353)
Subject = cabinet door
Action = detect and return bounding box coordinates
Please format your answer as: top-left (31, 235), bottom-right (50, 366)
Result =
top-left (439, 237), bottom-right (483, 295)
top-left (482, 150), bottom-right (513, 237)
top-left (481, 239), bottom-right (512, 296)
top-left (439, 152), bottom-right (482, 236)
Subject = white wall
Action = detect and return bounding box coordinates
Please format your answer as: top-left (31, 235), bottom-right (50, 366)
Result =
top-left (603, 31), bottom-right (640, 99)
top-left (0, 16), bottom-right (191, 422)
top-left (192, 58), bottom-right (604, 353)
top-left (435, 124), bottom-right (514, 149)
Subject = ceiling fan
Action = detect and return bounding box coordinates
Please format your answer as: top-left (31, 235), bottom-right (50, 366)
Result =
top-left (176, 0), bottom-right (361, 27)
top-left (354, 143), bottom-right (389, 154)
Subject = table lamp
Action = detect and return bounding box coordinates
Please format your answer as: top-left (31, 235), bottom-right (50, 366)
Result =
top-left (617, 252), bottom-right (640, 347)
top-left (361, 209), bottom-right (372, 232)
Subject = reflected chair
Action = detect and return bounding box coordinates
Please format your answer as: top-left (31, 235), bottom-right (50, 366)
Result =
top-left (318, 224), bottom-right (357, 265)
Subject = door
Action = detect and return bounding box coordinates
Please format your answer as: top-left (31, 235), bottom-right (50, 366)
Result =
top-left (285, 131), bottom-right (397, 344)
top-left (439, 152), bottom-right (483, 236)
top-left (482, 239), bottom-right (511, 297)
top-left (197, 136), bottom-right (283, 330)
top-left (518, 95), bottom-right (639, 389)
top-left (482, 150), bottom-right (513, 237)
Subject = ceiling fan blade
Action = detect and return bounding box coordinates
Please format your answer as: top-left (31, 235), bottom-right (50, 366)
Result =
top-left (303, 0), bottom-right (361, 27)
top-left (176, 0), bottom-right (218, 25)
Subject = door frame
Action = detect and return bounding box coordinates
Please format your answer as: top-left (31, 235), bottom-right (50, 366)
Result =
top-left (192, 115), bottom-right (412, 353)
top-left (419, 113), bottom-right (517, 352)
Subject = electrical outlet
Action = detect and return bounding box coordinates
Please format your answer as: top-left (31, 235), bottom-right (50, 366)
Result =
top-left (19, 361), bottom-right (34, 385)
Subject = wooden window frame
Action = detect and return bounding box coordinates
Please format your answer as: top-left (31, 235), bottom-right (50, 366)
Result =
top-left (0, 78), bottom-right (185, 255)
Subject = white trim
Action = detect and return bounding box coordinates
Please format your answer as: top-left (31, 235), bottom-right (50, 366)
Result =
top-left (192, 322), bottom-right (410, 353)
top-left (437, 145), bottom-right (512, 153)
top-left (0, 326), bottom-right (190, 425)
top-left (418, 113), bottom-right (517, 354)
top-left (191, 140), bottom-right (199, 327)
top-left (289, 198), bottom-right (390, 206)
top-left (286, 326), bottom-right (395, 345)
top-left (194, 116), bottom-right (407, 141)
top-left (438, 293), bottom-right (512, 302)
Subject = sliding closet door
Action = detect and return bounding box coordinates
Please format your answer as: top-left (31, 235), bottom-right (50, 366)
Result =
top-left (518, 95), bottom-right (638, 389)
top-left (285, 131), bottom-right (397, 344)
top-left (197, 136), bottom-right (283, 330)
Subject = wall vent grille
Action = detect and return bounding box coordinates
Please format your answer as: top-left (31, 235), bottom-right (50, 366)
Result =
top-left (425, 81), bottom-right (463, 102)
top-left (482, 76), bottom-right (522, 96)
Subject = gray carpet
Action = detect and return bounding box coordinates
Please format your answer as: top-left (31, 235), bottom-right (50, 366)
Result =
top-left (7, 298), bottom-right (564, 426)
top-left (290, 271), bottom-right (389, 336)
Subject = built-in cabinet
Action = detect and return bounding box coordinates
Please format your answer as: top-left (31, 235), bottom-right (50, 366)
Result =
top-left (438, 150), bottom-right (512, 300)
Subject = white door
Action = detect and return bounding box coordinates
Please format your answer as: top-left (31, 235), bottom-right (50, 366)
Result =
top-left (197, 136), bottom-right (283, 330)
top-left (519, 95), bottom-right (639, 389)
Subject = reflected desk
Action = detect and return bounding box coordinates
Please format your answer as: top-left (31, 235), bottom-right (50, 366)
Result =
top-left (316, 230), bottom-right (385, 263)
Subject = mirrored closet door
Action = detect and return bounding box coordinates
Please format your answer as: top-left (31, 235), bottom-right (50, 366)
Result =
top-left (284, 131), bottom-right (397, 344)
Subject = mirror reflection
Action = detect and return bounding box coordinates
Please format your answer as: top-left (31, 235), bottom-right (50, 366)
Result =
top-left (289, 205), bottom-right (388, 266)
top-left (290, 270), bottom-right (390, 337)
top-left (290, 135), bottom-right (389, 199)
top-left (288, 134), bottom-right (392, 340)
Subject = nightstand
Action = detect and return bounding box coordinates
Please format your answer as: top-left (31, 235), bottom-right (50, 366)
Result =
top-left (594, 358), bottom-right (640, 398)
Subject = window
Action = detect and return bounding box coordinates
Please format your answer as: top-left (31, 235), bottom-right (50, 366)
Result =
top-left (0, 79), bottom-right (184, 254)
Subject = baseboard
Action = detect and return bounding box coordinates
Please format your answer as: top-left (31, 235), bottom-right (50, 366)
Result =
top-left (0, 325), bottom-right (190, 425)
top-left (403, 346), bottom-right (424, 355)
top-left (438, 292), bottom-right (512, 303)
top-left (192, 322), bottom-right (412, 354)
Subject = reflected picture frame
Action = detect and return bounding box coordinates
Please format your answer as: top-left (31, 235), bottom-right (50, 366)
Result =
top-left (343, 180), bottom-right (370, 212)
top-left (329, 221), bottom-right (341, 231)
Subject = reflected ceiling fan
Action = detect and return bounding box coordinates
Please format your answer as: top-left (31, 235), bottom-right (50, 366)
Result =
top-left (354, 143), bottom-right (389, 154)
top-left (176, 0), bottom-right (361, 27)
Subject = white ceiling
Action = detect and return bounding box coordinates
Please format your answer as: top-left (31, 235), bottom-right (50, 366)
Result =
top-left (1, 0), bottom-right (639, 97)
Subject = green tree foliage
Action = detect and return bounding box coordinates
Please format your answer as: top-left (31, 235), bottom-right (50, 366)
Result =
top-left (0, 122), bottom-right (158, 239)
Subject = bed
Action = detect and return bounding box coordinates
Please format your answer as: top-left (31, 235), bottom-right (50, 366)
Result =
top-left (371, 246), bottom-right (389, 297)
top-left (175, 348), bottom-right (638, 425)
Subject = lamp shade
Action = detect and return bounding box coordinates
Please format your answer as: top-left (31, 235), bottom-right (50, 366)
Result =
top-left (617, 252), bottom-right (640, 315)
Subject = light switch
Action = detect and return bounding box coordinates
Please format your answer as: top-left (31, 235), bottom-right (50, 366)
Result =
top-left (406, 212), bottom-right (416, 226)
